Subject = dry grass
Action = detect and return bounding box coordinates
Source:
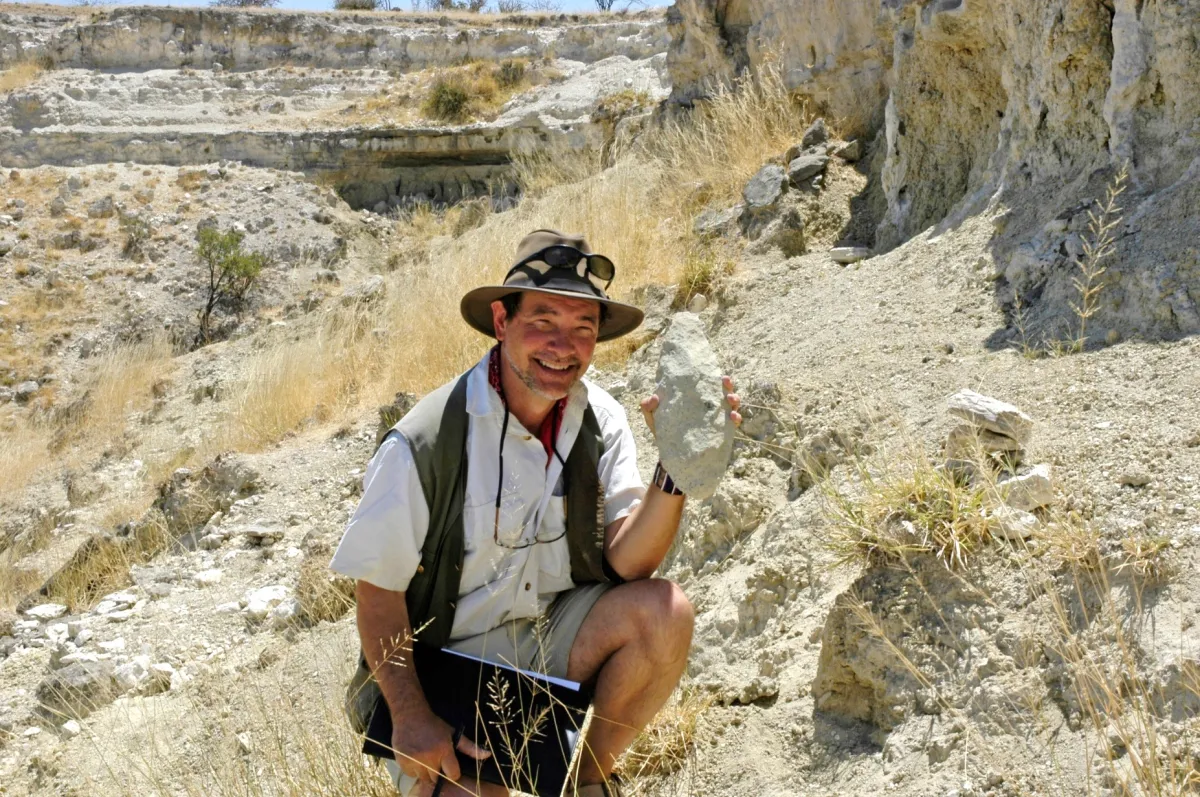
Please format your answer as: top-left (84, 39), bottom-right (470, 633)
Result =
top-left (328, 59), bottom-right (535, 127)
top-left (823, 445), bottom-right (996, 570)
top-left (614, 687), bottom-right (711, 783)
top-left (54, 334), bottom-right (175, 452)
top-left (0, 59), bottom-right (46, 94)
top-left (39, 512), bottom-right (171, 611)
top-left (0, 547), bottom-right (42, 611)
top-left (0, 411), bottom-right (53, 501)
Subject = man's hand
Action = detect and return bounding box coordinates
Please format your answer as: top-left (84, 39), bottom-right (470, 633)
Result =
top-left (640, 375), bottom-right (742, 439)
top-left (393, 709), bottom-right (491, 794)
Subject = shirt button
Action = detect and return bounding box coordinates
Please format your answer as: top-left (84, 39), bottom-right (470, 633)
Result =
top-left (524, 582), bottom-right (531, 591)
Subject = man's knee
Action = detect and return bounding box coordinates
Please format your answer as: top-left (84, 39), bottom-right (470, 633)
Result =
top-left (630, 579), bottom-right (693, 661)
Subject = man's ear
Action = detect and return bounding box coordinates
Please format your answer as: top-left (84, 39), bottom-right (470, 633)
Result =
top-left (490, 299), bottom-right (508, 342)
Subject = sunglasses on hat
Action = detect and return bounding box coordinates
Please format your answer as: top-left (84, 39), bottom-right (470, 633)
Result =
top-left (505, 245), bottom-right (616, 292)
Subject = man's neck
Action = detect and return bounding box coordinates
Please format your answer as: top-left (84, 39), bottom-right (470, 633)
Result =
top-left (499, 356), bottom-right (556, 433)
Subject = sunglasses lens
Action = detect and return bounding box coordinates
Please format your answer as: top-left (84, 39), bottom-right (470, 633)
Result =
top-left (541, 246), bottom-right (580, 268)
top-left (588, 256), bottom-right (615, 282)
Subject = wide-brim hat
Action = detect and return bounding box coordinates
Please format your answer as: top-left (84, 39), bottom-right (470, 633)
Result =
top-left (460, 229), bottom-right (644, 343)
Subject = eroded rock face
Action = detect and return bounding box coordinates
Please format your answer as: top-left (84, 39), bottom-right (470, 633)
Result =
top-left (667, 0), bottom-right (1200, 342)
top-left (654, 312), bottom-right (734, 501)
top-left (0, 7), bottom-right (668, 71)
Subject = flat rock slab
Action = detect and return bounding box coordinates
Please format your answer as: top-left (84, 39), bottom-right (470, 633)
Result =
top-left (999, 463), bottom-right (1055, 512)
top-left (830, 246), bottom-right (871, 264)
top-left (743, 164), bottom-right (787, 210)
top-left (655, 312), bottom-right (734, 501)
top-left (787, 154), bottom-right (829, 186)
top-left (947, 389), bottom-right (1033, 446)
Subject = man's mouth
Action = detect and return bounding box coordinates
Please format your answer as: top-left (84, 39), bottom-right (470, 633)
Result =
top-left (534, 357), bottom-right (575, 373)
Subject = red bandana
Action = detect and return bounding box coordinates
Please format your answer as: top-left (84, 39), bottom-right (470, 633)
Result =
top-left (488, 345), bottom-right (568, 466)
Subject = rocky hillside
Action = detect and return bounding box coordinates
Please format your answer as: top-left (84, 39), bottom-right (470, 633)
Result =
top-left (669, 0), bottom-right (1200, 345)
top-left (1, 3), bottom-right (1198, 797)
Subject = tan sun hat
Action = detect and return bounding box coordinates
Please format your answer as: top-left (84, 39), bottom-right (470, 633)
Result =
top-left (460, 229), bottom-right (644, 343)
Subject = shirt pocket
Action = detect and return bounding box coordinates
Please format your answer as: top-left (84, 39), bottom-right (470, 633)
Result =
top-left (536, 497), bottom-right (575, 596)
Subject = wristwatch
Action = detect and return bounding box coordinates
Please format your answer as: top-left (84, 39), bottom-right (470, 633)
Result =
top-left (652, 461), bottom-right (685, 496)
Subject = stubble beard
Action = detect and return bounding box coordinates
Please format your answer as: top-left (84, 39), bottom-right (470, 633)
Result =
top-left (504, 346), bottom-right (574, 402)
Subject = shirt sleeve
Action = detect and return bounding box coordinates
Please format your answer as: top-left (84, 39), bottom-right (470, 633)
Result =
top-left (596, 403), bottom-right (645, 526)
top-left (329, 434), bottom-right (430, 593)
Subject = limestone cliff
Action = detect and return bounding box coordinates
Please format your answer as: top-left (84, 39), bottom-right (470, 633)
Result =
top-left (667, 0), bottom-right (1200, 343)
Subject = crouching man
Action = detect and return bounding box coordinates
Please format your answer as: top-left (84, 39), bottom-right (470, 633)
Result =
top-left (331, 230), bottom-right (740, 796)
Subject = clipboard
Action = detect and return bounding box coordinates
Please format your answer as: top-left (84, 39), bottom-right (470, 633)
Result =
top-left (362, 642), bottom-right (592, 797)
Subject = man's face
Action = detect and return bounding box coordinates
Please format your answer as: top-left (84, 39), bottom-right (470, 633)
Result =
top-left (491, 292), bottom-right (601, 401)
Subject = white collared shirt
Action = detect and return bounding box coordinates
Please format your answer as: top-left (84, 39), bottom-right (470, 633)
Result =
top-left (330, 353), bottom-right (645, 641)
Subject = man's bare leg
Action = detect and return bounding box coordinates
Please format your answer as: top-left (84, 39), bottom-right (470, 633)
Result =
top-left (565, 578), bottom-right (695, 786)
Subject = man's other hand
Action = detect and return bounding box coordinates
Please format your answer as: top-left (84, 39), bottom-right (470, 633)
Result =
top-left (393, 710), bottom-right (490, 792)
top-left (640, 375), bottom-right (742, 439)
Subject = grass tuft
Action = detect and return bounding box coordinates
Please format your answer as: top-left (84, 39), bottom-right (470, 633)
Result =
top-left (823, 447), bottom-right (995, 570)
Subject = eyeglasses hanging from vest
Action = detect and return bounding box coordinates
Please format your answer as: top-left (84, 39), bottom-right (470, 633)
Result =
top-left (493, 404), bottom-right (570, 550)
top-left (505, 245), bottom-right (616, 292)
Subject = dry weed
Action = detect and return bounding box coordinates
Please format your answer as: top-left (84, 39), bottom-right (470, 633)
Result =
top-left (40, 513), bottom-right (171, 610)
top-left (0, 412), bottom-right (52, 501)
top-left (614, 687), bottom-right (711, 783)
top-left (0, 58), bottom-right (46, 93)
top-left (823, 446), bottom-right (995, 569)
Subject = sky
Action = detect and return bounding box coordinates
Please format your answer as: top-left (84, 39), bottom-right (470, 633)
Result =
top-left (27, 0), bottom-right (670, 12)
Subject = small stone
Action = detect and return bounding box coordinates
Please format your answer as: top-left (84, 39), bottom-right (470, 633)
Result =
top-left (692, 205), bottom-right (741, 239)
top-left (947, 389), bottom-right (1033, 446)
top-left (61, 719), bottom-right (82, 738)
top-left (829, 246), bottom-right (871, 264)
top-left (800, 118), bottom-right (829, 149)
top-left (14, 380), bottom-right (40, 404)
top-left (654, 313), bottom-right (734, 501)
top-left (945, 425), bottom-right (1023, 460)
top-left (341, 275), bottom-right (386, 306)
top-left (313, 269), bottom-right (340, 284)
top-left (49, 196), bottom-right (68, 216)
top-left (999, 464), bottom-right (1055, 511)
top-left (239, 524), bottom-right (285, 546)
top-left (245, 585), bottom-right (289, 622)
top-left (787, 154), bottom-right (829, 186)
top-left (114, 656), bottom-right (152, 692)
top-left (86, 195), bottom-right (115, 219)
top-left (237, 731), bottom-right (253, 754)
top-left (742, 164), bottom-right (787, 210)
top-left (833, 139), bottom-right (863, 162)
top-left (1120, 470), bottom-right (1151, 488)
top-left (193, 569), bottom-right (223, 586)
top-left (989, 505), bottom-right (1039, 541)
top-left (686, 294), bottom-right (708, 313)
top-left (25, 604), bottom-right (68, 621)
top-left (36, 660), bottom-right (117, 719)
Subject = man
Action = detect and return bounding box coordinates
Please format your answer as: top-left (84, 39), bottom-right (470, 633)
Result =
top-left (331, 230), bottom-right (740, 797)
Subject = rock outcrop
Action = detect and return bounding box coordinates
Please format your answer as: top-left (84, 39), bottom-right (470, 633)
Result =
top-left (667, 0), bottom-right (1200, 343)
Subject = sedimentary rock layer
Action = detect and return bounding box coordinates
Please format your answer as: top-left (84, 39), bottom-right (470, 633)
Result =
top-left (667, 0), bottom-right (1200, 342)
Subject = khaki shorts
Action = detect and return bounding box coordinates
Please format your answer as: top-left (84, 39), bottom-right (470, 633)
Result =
top-left (445, 581), bottom-right (611, 680)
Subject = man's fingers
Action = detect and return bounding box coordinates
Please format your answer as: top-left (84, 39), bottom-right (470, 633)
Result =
top-left (457, 735), bottom-right (492, 760)
top-left (440, 748), bottom-right (462, 783)
top-left (640, 395), bottom-right (659, 436)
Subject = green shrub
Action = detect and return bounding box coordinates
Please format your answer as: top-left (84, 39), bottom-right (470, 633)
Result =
top-left (423, 76), bottom-right (473, 122)
top-left (494, 58), bottom-right (527, 88)
top-left (194, 227), bottom-right (268, 347)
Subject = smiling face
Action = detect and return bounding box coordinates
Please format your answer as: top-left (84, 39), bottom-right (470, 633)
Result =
top-left (491, 291), bottom-right (601, 402)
